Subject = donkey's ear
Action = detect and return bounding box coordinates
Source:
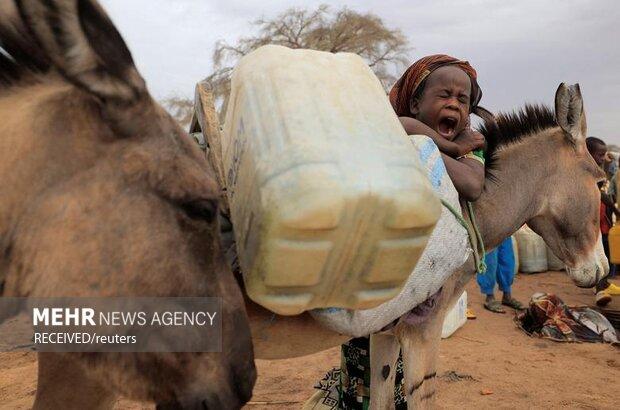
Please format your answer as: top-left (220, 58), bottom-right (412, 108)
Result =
top-left (555, 82), bottom-right (587, 142)
top-left (473, 106), bottom-right (495, 125)
top-left (16, 0), bottom-right (146, 102)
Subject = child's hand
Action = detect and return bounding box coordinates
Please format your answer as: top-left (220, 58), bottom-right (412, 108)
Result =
top-left (454, 127), bottom-right (485, 157)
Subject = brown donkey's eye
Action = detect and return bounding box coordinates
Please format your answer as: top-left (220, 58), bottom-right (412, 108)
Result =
top-left (179, 199), bottom-right (218, 223)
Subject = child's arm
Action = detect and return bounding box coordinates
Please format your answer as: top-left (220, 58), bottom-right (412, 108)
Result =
top-left (399, 117), bottom-right (484, 158)
top-left (441, 154), bottom-right (485, 201)
top-left (399, 117), bottom-right (485, 201)
top-left (450, 128), bottom-right (486, 200)
top-left (399, 116), bottom-right (461, 157)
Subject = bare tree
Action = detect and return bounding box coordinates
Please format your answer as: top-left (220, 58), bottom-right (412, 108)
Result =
top-left (161, 96), bottom-right (194, 129)
top-left (205, 4), bottom-right (410, 118)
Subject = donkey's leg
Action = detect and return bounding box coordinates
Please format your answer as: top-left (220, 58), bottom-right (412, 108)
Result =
top-left (34, 353), bottom-right (116, 410)
top-left (395, 318), bottom-right (442, 409)
top-left (395, 270), bottom-right (471, 409)
top-left (369, 332), bottom-right (401, 410)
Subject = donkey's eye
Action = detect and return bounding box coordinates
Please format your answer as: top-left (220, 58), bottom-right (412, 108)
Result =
top-left (179, 199), bottom-right (218, 223)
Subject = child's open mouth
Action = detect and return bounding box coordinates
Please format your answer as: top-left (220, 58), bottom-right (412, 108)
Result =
top-left (437, 116), bottom-right (458, 139)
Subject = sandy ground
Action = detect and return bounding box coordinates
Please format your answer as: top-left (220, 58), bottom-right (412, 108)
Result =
top-left (1, 271), bottom-right (618, 409)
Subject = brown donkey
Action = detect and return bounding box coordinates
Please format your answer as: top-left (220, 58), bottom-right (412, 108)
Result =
top-left (0, 1), bottom-right (254, 409)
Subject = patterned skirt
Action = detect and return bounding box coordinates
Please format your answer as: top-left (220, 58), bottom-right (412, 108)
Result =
top-left (305, 337), bottom-right (406, 409)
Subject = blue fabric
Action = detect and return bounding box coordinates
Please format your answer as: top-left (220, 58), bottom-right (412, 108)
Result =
top-left (418, 139), bottom-right (436, 163)
top-left (429, 157), bottom-right (446, 189)
top-left (477, 237), bottom-right (515, 295)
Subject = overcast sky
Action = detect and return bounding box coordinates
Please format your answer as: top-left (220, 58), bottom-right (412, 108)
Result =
top-left (101, 0), bottom-right (620, 144)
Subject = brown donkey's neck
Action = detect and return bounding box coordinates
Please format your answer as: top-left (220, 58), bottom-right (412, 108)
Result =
top-left (473, 132), bottom-right (556, 251)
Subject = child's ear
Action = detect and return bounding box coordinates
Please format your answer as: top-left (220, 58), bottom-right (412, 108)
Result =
top-left (409, 97), bottom-right (420, 117)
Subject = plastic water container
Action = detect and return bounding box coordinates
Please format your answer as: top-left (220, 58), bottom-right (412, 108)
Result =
top-left (514, 225), bottom-right (548, 273)
top-left (222, 45), bottom-right (442, 315)
top-left (608, 225), bottom-right (620, 264)
top-left (441, 291), bottom-right (467, 339)
top-left (511, 235), bottom-right (519, 276)
top-left (546, 245), bottom-right (565, 271)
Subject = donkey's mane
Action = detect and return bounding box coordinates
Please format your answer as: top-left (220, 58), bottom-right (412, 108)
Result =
top-left (0, 15), bottom-right (50, 88)
top-left (478, 104), bottom-right (558, 178)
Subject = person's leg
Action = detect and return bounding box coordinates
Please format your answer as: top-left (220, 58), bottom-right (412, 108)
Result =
top-left (605, 260), bottom-right (620, 295)
top-left (477, 248), bottom-right (498, 296)
top-left (477, 248), bottom-right (504, 312)
top-left (340, 337), bottom-right (371, 409)
top-left (496, 237), bottom-right (524, 309)
top-left (596, 234), bottom-right (613, 305)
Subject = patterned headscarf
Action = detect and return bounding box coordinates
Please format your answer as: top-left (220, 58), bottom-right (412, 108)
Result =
top-left (389, 54), bottom-right (482, 117)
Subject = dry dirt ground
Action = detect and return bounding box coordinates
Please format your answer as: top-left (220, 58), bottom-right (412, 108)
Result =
top-left (1, 271), bottom-right (618, 409)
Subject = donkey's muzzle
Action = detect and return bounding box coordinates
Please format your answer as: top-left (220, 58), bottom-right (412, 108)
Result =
top-left (567, 264), bottom-right (604, 288)
top-left (155, 348), bottom-right (256, 410)
top-left (155, 389), bottom-right (247, 410)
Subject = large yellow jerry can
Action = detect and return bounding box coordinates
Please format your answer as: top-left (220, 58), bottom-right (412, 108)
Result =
top-left (608, 224), bottom-right (620, 264)
top-left (222, 45), bottom-right (442, 315)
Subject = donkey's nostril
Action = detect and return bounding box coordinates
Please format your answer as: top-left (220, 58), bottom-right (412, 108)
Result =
top-left (231, 361), bottom-right (256, 405)
top-left (156, 397), bottom-right (213, 410)
top-left (595, 265), bottom-right (604, 284)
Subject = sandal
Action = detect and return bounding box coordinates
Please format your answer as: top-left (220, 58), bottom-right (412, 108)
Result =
top-left (502, 298), bottom-right (525, 310)
top-left (483, 300), bottom-right (506, 314)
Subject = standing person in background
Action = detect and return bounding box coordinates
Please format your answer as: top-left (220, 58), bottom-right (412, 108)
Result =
top-left (476, 237), bottom-right (523, 313)
top-left (615, 155), bottom-right (620, 206)
top-left (606, 152), bottom-right (620, 280)
top-left (608, 153), bottom-right (620, 207)
top-left (606, 152), bottom-right (617, 181)
top-left (585, 137), bottom-right (620, 306)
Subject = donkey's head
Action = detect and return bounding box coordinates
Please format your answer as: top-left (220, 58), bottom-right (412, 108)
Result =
top-left (0, 0), bottom-right (254, 407)
top-left (526, 84), bottom-right (607, 287)
top-left (480, 83), bottom-right (607, 288)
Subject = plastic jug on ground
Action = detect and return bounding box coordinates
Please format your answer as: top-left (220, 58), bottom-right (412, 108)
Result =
top-left (515, 225), bottom-right (548, 273)
top-left (511, 235), bottom-right (519, 276)
top-left (546, 245), bottom-right (565, 271)
top-left (441, 291), bottom-right (467, 338)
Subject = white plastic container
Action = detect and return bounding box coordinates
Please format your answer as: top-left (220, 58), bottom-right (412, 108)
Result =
top-left (441, 291), bottom-right (467, 339)
top-left (515, 225), bottom-right (548, 273)
top-left (222, 45), bottom-right (442, 315)
top-left (511, 235), bottom-right (519, 276)
top-left (546, 245), bottom-right (565, 271)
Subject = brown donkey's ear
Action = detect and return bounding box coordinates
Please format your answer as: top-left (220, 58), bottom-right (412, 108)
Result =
top-left (15, 0), bottom-right (147, 104)
top-left (555, 83), bottom-right (587, 142)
